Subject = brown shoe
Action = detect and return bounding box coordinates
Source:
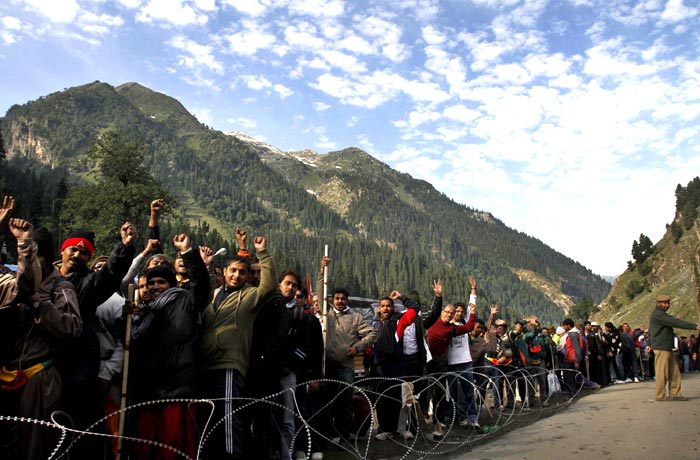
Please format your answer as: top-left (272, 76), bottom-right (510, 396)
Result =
top-left (669, 396), bottom-right (689, 401)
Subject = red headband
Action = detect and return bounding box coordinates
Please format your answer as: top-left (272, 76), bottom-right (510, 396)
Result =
top-left (61, 237), bottom-right (95, 256)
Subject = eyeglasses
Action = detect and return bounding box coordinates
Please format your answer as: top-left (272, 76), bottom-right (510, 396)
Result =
top-left (295, 294), bottom-right (304, 299)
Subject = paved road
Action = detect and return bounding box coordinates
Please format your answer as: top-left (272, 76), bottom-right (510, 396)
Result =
top-left (457, 373), bottom-right (700, 460)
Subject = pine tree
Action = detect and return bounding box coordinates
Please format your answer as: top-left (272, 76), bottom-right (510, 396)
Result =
top-left (60, 130), bottom-right (170, 255)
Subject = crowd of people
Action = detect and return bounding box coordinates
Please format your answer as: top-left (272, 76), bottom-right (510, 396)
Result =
top-left (0, 195), bottom-right (699, 460)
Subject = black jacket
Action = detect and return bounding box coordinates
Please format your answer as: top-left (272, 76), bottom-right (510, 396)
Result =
top-left (130, 248), bottom-right (210, 401)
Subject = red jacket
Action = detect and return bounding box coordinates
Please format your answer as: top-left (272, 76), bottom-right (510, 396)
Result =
top-left (428, 315), bottom-right (476, 357)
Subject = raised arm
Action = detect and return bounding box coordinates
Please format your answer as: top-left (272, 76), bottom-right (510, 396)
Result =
top-left (120, 238), bottom-right (160, 295)
top-left (10, 218), bottom-right (41, 299)
top-left (423, 278), bottom-right (443, 329)
top-left (146, 199), bottom-right (164, 245)
top-left (235, 227), bottom-right (252, 260)
top-left (84, 222), bottom-right (137, 312)
top-left (253, 236), bottom-right (278, 306)
top-left (174, 234), bottom-right (211, 310)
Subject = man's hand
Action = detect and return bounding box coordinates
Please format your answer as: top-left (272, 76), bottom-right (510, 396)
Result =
top-left (9, 218), bottom-right (32, 240)
top-left (122, 301), bottom-right (140, 318)
top-left (320, 255), bottom-right (330, 272)
top-left (490, 304), bottom-right (499, 317)
top-left (199, 246), bottom-right (214, 266)
top-left (468, 302), bottom-right (477, 315)
top-left (468, 275), bottom-right (477, 291)
top-left (0, 196), bottom-right (15, 228)
top-left (141, 239), bottom-right (160, 257)
top-left (347, 346), bottom-right (359, 357)
top-left (389, 290), bottom-right (401, 300)
top-left (253, 236), bottom-right (266, 252)
top-left (173, 234), bottom-right (191, 253)
top-left (150, 199), bottom-right (164, 215)
top-left (235, 227), bottom-right (247, 249)
top-left (120, 222), bottom-right (137, 246)
top-left (432, 279), bottom-right (443, 297)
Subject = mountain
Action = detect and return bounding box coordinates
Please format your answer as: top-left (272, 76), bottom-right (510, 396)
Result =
top-left (0, 81), bottom-right (611, 324)
top-left (595, 177), bottom-right (700, 327)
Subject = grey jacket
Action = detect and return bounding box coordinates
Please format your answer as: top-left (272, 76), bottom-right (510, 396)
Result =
top-left (649, 307), bottom-right (697, 351)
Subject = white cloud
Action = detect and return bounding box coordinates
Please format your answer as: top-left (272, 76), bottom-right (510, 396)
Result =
top-left (20, 0), bottom-right (80, 23)
top-left (355, 15), bottom-right (408, 62)
top-left (313, 102), bottom-right (330, 111)
top-left (168, 35), bottom-right (224, 74)
top-left (289, 0), bottom-right (344, 18)
top-left (315, 135), bottom-right (337, 149)
top-left (116, 0), bottom-right (143, 8)
top-left (583, 39), bottom-right (658, 78)
top-left (274, 83), bottom-right (293, 98)
top-left (77, 12), bottom-right (125, 35)
top-left (136, 0), bottom-right (208, 26)
top-left (660, 0), bottom-right (698, 23)
top-left (336, 34), bottom-right (373, 55)
top-left (0, 16), bottom-right (23, 44)
top-left (312, 70), bottom-right (450, 109)
top-left (194, 0), bottom-right (216, 12)
top-left (223, 20), bottom-right (277, 56)
top-left (221, 0), bottom-right (268, 16)
top-left (284, 23), bottom-right (325, 49)
top-left (395, 0), bottom-right (440, 22)
top-left (1, 16), bottom-right (22, 30)
top-left (421, 24), bottom-right (445, 45)
top-left (191, 106), bottom-right (213, 124)
top-left (318, 49), bottom-right (367, 72)
top-left (443, 104), bottom-right (481, 123)
top-left (357, 134), bottom-right (374, 152)
top-left (227, 116), bottom-right (257, 129)
top-left (241, 74), bottom-right (272, 90)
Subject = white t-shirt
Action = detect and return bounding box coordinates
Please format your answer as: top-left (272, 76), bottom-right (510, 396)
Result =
top-left (447, 293), bottom-right (477, 365)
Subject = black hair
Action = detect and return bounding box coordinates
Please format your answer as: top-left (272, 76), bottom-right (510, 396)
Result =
top-left (333, 288), bottom-right (349, 299)
top-left (279, 268), bottom-right (301, 286)
top-left (224, 255), bottom-right (251, 271)
top-left (562, 318), bottom-right (574, 327)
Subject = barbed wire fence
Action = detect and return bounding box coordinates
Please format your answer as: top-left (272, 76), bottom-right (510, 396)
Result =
top-left (0, 366), bottom-right (588, 460)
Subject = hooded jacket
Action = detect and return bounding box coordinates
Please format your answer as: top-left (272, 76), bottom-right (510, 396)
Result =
top-left (200, 249), bottom-right (277, 376)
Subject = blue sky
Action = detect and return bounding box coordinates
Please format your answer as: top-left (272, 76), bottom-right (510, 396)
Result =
top-left (1, 0), bottom-right (699, 277)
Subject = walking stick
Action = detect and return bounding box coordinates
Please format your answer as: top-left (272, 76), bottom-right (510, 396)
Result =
top-left (116, 284), bottom-right (136, 460)
top-left (321, 245), bottom-right (328, 377)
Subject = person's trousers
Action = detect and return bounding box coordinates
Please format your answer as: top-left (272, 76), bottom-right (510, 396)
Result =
top-left (447, 362), bottom-right (477, 423)
top-left (654, 350), bottom-right (683, 400)
top-left (201, 369), bottom-right (245, 460)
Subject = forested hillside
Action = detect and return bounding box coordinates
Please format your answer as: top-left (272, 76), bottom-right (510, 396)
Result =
top-left (0, 81), bottom-right (610, 324)
top-left (595, 177), bottom-right (700, 327)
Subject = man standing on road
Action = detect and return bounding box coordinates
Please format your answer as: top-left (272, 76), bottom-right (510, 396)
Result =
top-left (648, 294), bottom-right (700, 401)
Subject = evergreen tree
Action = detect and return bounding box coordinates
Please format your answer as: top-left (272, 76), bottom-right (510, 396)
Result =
top-left (60, 130), bottom-right (170, 255)
top-left (631, 233), bottom-right (653, 264)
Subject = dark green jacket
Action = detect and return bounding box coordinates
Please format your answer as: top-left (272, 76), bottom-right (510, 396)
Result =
top-left (648, 307), bottom-right (697, 351)
top-left (200, 249), bottom-right (277, 376)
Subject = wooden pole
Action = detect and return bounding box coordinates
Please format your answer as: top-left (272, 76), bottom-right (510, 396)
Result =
top-left (322, 244), bottom-right (328, 377)
top-left (116, 284), bottom-right (136, 460)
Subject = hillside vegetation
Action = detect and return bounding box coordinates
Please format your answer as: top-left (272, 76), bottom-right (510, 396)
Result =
top-left (0, 81), bottom-right (610, 324)
top-left (595, 177), bottom-right (700, 327)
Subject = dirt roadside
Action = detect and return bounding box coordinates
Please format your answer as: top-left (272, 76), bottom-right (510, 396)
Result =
top-left (456, 373), bottom-right (700, 460)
